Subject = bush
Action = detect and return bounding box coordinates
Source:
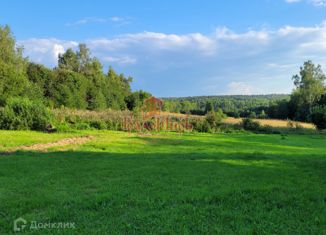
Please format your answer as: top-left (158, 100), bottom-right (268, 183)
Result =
top-left (310, 106), bottom-right (326, 130)
top-left (143, 118), bottom-right (156, 131)
top-left (51, 108), bottom-right (126, 131)
top-left (75, 122), bottom-right (91, 130)
top-left (242, 118), bottom-right (261, 131)
top-left (259, 125), bottom-right (281, 134)
top-left (0, 98), bottom-right (52, 131)
top-left (90, 120), bottom-right (107, 130)
top-left (191, 119), bottom-right (211, 132)
top-left (248, 112), bottom-right (257, 119)
top-left (205, 109), bottom-right (227, 128)
top-left (55, 123), bottom-right (72, 132)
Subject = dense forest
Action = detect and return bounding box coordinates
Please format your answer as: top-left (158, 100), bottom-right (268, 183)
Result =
top-left (163, 94), bottom-right (290, 118)
top-left (0, 24), bottom-right (326, 130)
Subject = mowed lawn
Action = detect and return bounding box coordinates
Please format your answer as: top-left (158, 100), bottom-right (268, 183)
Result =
top-left (0, 131), bottom-right (325, 234)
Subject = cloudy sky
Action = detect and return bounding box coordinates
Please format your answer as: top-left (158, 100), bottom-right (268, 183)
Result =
top-left (1, 0), bottom-right (326, 97)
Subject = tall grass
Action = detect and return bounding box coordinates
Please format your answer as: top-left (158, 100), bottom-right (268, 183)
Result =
top-left (52, 107), bottom-right (130, 131)
top-left (50, 108), bottom-right (322, 134)
top-left (51, 108), bottom-right (201, 132)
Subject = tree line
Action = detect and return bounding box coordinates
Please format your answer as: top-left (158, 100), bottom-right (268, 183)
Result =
top-left (1, 24), bottom-right (326, 130)
top-left (0, 25), bottom-right (151, 111)
top-left (163, 94), bottom-right (290, 118)
top-left (163, 61), bottom-right (326, 129)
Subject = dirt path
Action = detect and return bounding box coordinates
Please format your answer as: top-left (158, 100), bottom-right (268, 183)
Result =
top-left (2, 136), bottom-right (94, 155)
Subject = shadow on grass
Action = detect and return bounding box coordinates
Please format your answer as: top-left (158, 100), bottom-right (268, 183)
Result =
top-left (2, 147), bottom-right (326, 177)
top-left (0, 148), bottom-right (325, 234)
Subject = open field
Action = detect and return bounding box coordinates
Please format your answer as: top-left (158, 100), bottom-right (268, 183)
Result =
top-left (161, 112), bottom-right (316, 129)
top-left (0, 130), bottom-right (325, 234)
top-left (224, 117), bottom-right (316, 129)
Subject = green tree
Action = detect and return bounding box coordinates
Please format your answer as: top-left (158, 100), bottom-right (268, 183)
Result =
top-left (26, 62), bottom-right (56, 104)
top-left (310, 106), bottom-right (326, 130)
top-left (317, 93), bottom-right (326, 106)
top-left (258, 110), bottom-right (267, 119)
top-left (77, 43), bottom-right (92, 73)
top-left (0, 25), bottom-right (30, 105)
top-left (58, 48), bottom-right (79, 72)
top-left (291, 61), bottom-right (326, 121)
top-left (52, 69), bottom-right (88, 109)
top-left (249, 111), bottom-right (256, 119)
top-left (205, 108), bottom-right (226, 128)
top-left (106, 67), bottom-right (132, 110)
top-left (268, 99), bottom-right (289, 119)
top-left (125, 90), bottom-right (151, 110)
top-left (205, 101), bottom-right (214, 113)
top-left (180, 100), bottom-right (196, 114)
top-left (0, 25), bottom-right (142, 113)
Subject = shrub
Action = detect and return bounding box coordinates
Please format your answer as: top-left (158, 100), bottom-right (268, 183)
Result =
top-left (75, 122), bottom-right (91, 130)
top-left (90, 120), bottom-right (107, 130)
top-left (191, 119), bottom-right (211, 132)
top-left (51, 108), bottom-right (127, 131)
top-left (0, 98), bottom-right (52, 131)
top-left (55, 123), bottom-right (72, 132)
top-left (310, 106), bottom-right (326, 130)
top-left (242, 118), bottom-right (261, 131)
top-left (248, 112), bottom-right (257, 119)
top-left (143, 119), bottom-right (156, 131)
top-left (205, 109), bottom-right (227, 128)
top-left (259, 125), bottom-right (281, 134)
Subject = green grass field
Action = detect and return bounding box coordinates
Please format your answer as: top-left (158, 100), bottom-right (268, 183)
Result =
top-left (0, 130), bottom-right (325, 234)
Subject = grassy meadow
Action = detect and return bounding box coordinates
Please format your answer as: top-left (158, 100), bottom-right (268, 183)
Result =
top-left (0, 130), bottom-right (325, 234)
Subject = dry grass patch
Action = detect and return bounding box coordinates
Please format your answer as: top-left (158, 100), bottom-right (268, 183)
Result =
top-left (223, 117), bottom-right (315, 129)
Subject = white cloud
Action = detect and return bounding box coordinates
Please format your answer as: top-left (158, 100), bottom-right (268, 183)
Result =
top-left (65, 17), bottom-right (107, 27)
top-left (310, 0), bottom-right (326, 7)
top-left (285, 0), bottom-right (326, 6)
top-left (110, 17), bottom-right (124, 22)
top-left (19, 38), bottom-right (78, 65)
top-left (88, 32), bottom-right (216, 54)
top-left (216, 27), bottom-right (269, 41)
top-left (227, 82), bottom-right (255, 95)
top-left (285, 0), bottom-right (301, 3)
top-left (103, 56), bottom-right (137, 65)
top-left (66, 16), bottom-right (131, 27)
top-left (18, 21), bottom-right (326, 95)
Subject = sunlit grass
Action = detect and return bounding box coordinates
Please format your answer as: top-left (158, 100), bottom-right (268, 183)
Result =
top-left (224, 117), bottom-right (315, 129)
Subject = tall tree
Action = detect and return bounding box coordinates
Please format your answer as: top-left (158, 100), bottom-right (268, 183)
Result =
top-left (77, 43), bottom-right (92, 73)
top-left (106, 67), bottom-right (132, 110)
top-left (58, 48), bottom-right (79, 72)
top-left (290, 61), bottom-right (326, 121)
top-left (0, 25), bottom-right (30, 105)
top-left (125, 90), bottom-right (151, 110)
top-left (205, 101), bottom-right (214, 113)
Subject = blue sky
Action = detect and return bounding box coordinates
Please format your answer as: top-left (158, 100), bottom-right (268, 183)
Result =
top-left (1, 0), bottom-right (326, 97)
